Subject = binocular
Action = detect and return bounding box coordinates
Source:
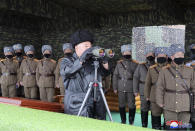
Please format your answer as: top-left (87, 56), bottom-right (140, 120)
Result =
top-left (91, 48), bottom-right (115, 58)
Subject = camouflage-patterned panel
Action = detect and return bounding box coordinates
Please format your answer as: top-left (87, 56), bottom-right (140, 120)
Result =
top-left (132, 25), bottom-right (185, 63)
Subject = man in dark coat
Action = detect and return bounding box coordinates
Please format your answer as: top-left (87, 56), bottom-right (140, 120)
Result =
top-left (60, 30), bottom-right (110, 119)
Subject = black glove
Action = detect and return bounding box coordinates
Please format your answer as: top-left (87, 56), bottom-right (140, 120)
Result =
top-left (147, 100), bottom-right (150, 105)
top-left (79, 47), bottom-right (93, 63)
top-left (102, 57), bottom-right (109, 64)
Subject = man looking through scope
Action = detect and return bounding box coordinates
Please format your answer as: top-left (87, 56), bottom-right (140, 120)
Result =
top-left (60, 29), bottom-right (113, 119)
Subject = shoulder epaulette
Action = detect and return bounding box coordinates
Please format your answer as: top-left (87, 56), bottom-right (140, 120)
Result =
top-left (0, 59), bottom-right (5, 65)
top-left (149, 64), bottom-right (157, 69)
top-left (117, 59), bottom-right (123, 63)
top-left (13, 56), bottom-right (16, 60)
top-left (163, 64), bottom-right (171, 69)
top-left (39, 59), bottom-right (43, 62)
top-left (13, 59), bottom-right (18, 63)
top-left (132, 59), bottom-right (139, 64)
top-left (140, 62), bottom-right (146, 65)
top-left (0, 59), bottom-right (5, 62)
top-left (33, 58), bottom-right (39, 62)
top-left (23, 56), bottom-right (27, 59)
top-left (50, 59), bottom-right (56, 63)
top-left (191, 63), bottom-right (195, 66)
top-left (58, 57), bottom-right (64, 62)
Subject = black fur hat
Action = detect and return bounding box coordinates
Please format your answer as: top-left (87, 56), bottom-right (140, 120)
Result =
top-left (70, 29), bottom-right (94, 48)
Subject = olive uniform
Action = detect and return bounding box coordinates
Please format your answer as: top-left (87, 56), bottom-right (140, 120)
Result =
top-left (13, 56), bottom-right (27, 66)
top-left (156, 64), bottom-right (195, 129)
top-left (113, 59), bottom-right (138, 124)
top-left (56, 43), bottom-right (73, 96)
top-left (13, 43), bottom-right (26, 97)
top-left (36, 58), bottom-right (56, 102)
top-left (55, 57), bottom-right (65, 95)
top-left (0, 58), bottom-right (19, 97)
top-left (133, 62), bottom-right (152, 127)
top-left (187, 43), bottom-right (195, 130)
top-left (19, 58), bottom-right (39, 99)
top-left (185, 61), bottom-right (195, 130)
top-left (13, 55), bottom-right (26, 97)
top-left (144, 63), bottom-right (166, 129)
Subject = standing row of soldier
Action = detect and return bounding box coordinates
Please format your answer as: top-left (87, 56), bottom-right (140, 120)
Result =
top-left (113, 44), bottom-right (195, 130)
top-left (0, 43), bottom-right (73, 102)
top-left (1, 41), bottom-right (195, 130)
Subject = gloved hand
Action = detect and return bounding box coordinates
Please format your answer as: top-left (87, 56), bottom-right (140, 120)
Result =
top-left (79, 47), bottom-right (93, 63)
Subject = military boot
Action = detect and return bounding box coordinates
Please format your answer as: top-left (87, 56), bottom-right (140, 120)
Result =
top-left (129, 108), bottom-right (136, 125)
top-left (141, 111), bottom-right (148, 127)
top-left (190, 113), bottom-right (195, 130)
top-left (152, 115), bottom-right (161, 130)
top-left (119, 107), bottom-right (126, 124)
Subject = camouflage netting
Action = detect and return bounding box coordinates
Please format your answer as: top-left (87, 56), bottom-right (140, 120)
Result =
top-left (0, 0), bottom-right (195, 64)
top-left (132, 25), bottom-right (185, 63)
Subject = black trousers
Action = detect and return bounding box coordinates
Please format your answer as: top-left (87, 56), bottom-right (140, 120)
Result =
top-left (88, 91), bottom-right (106, 120)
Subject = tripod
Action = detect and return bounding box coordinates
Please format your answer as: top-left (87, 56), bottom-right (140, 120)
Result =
top-left (77, 59), bottom-right (113, 121)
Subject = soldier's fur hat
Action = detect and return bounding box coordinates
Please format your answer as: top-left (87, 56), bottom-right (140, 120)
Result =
top-left (154, 47), bottom-right (169, 56)
top-left (4, 46), bottom-right (14, 54)
top-left (169, 44), bottom-right (185, 56)
top-left (13, 43), bottom-right (23, 51)
top-left (24, 45), bottom-right (35, 54)
top-left (62, 43), bottom-right (73, 51)
top-left (42, 45), bottom-right (52, 54)
top-left (121, 44), bottom-right (132, 53)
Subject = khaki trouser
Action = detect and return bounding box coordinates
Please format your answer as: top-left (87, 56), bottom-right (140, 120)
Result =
top-left (151, 102), bottom-right (163, 116)
top-left (39, 87), bottom-right (55, 102)
top-left (24, 86), bottom-right (38, 99)
top-left (164, 110), bottom-right (190, 125)
top-left (1, 84), bottom-right (17, 97)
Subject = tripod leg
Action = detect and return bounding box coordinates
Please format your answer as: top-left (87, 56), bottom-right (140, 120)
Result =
top-left (77, 85), bottom-right (92, 116)
top-left (99, 87), bottom-right (113, 121)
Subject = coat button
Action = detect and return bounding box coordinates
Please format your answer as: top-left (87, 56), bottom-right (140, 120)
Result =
top-left (176, 101), bottom-right (178, 104)
top-left (176, 110), bottom-right (177, 112)
top-left (176, 84), bottom-right (178, 86)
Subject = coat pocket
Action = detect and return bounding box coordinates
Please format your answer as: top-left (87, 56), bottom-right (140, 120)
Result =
top-left (65, 90), bottom-right (88, 116)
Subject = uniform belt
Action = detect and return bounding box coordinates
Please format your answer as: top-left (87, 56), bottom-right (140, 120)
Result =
top-left (118, 77), bottom-right (133, 80)
top-left (165, 89), bottom-right (188, 94)
top-left (24, 73), bottom-right (36, 76)
top-left (139, 81), bottom-right (145, 84)
top-left (119, 91), bottom-right (130, 93)
top-left (40, 74), bottom-right (54, 77)
top-left (2, 73), bottom-right (17, 76)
